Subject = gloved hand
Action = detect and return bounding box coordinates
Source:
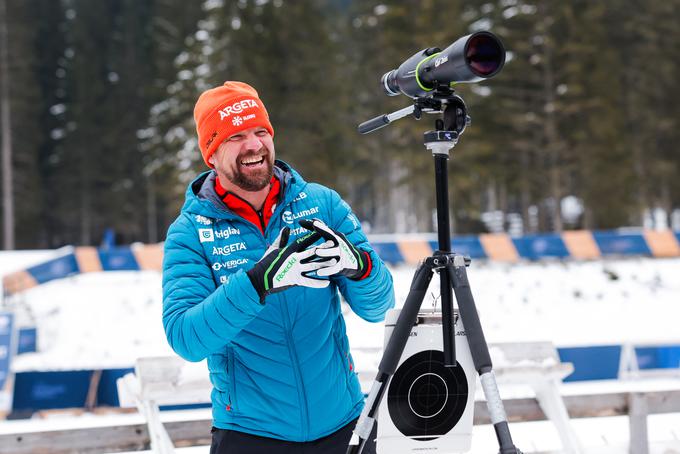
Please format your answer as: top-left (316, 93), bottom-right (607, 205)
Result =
top-left (247, 227), bottom-right (335, 301)
top-left (299, 219), bottom-right (371, 280)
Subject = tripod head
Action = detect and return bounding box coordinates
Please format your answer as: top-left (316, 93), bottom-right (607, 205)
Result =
top-left (358, 87), bottom-right (470, 149)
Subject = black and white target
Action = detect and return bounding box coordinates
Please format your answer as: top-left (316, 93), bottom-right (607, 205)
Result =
top-left (387, 350), bottom-right (469, 440)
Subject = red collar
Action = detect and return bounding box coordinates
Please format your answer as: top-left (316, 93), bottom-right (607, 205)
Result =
top-left (215, 175), bottom-right (280, 234)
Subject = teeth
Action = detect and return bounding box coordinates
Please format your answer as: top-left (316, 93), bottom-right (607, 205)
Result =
top-left (241, 156), bottom-right (263, 165)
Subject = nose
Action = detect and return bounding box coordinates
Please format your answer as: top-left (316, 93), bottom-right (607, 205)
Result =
top-left (243, 132), bottom-right (263, 152)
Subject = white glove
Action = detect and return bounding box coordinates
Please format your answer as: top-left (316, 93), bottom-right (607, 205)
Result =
top-left (246, 227), bottom-right (335, 301)
top-left (299, 219), bottom-right (371, 280)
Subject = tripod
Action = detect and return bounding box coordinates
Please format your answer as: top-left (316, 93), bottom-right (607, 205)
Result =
top-left (347, 92), bottom-right (522, 454)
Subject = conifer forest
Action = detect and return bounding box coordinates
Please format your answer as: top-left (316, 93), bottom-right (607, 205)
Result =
top-left (0, 0), bottom-right (678, 248)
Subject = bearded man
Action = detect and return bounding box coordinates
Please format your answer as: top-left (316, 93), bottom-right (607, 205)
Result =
top-left (162, 81), bottom-right (394, 454)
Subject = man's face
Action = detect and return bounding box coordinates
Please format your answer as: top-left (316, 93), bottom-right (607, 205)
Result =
top-left (210, 127), bottom-right (275, 192)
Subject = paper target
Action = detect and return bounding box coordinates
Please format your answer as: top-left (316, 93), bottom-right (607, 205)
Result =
top-left (387, 350), bottom-right (469, 440)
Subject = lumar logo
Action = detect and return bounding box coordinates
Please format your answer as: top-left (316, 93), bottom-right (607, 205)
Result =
top-left (275, 257), bottom-right (297, 282)
top-left (282, 207), bottom-right (320, 224)
top-left (219, 99), bottom-right (258, 120)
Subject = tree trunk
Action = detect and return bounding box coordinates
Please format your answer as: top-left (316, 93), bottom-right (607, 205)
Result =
top-left (0, 0), bottom-right (14, 249)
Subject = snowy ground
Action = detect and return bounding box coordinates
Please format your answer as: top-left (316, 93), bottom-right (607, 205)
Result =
top-left (1, 252), bottom-right (680, 452)
top-left (3, 256), bottom-right (680, 371)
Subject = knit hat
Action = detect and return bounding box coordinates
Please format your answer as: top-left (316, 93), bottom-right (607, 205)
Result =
top-left (193, 81), bottom-right (274, 167)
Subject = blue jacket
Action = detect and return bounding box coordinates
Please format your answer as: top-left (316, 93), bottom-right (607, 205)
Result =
top-left (162, 161), bottom-right (395, 441)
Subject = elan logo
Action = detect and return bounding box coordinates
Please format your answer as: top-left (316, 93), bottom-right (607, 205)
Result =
top-left (218, 99), bottom-right (258, 120)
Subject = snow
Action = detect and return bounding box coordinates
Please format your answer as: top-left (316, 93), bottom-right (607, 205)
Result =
top-left (3, 256), bottom-right (680, 371)
top-left (1, 252), bottom-right (680, 452)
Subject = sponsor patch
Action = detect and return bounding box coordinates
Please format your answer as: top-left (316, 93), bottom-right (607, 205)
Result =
top-left (282, 206), bottom-right (320, 225)
top-left (212, 258), bottom-right (248, 271)
top-left (214, 227), bottom-right (240, 240)
top-left (195, 215), bottom-right (212, 226)
top-left (198, 229), bottom-right (214, 243)
top-left (218, 99), bottom-right (258, 120)
top-left (212, 242), bottom-right (247, 256)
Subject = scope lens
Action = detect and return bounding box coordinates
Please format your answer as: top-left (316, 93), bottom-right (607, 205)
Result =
top-left (466, 34), bottom-right (503, 77)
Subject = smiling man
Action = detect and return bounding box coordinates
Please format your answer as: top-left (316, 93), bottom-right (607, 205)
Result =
top-left (162, 81), bottom-right (394, 454)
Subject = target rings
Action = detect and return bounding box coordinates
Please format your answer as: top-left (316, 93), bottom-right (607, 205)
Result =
top-left (387, 350), bottom-right (469, 440)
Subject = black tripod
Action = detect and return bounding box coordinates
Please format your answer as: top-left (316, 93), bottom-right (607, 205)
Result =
top-left (347, 92), bottom-right (522, 454)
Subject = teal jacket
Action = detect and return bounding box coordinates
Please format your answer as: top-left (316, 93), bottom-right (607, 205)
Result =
top-left (162, 161), bottom-right (395, 441)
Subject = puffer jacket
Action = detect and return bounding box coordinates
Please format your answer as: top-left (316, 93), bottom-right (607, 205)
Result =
top-left (162, 160), bottom-right (395, 441)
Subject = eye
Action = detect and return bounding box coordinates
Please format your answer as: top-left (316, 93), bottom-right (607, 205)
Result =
top-left (255, 129), bottom-right (269, 137)
top-left (228, 134), bottom-right (244, 141)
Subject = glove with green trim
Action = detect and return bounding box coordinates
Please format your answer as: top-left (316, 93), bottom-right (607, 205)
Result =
top-left (299, 219), bottom-right (372, 280)
top-left (246, 227), bottom-right (335, 302)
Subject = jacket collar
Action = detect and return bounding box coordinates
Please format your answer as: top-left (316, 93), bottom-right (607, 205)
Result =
top-left (181, 160), bottom-right (305, 221)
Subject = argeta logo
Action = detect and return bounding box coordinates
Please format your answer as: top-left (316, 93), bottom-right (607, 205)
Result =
top-left (218, 99), bottom-right (258, 120)
top-left (232, 116), bottom-right (243, 126)
top-left (199, 229), bottom-right (214, 243)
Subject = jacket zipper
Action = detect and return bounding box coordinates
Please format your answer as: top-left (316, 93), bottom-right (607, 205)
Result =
top-left (280, 295), bottom-right (309, 439)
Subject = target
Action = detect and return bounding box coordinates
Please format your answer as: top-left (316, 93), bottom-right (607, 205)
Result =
top-left (387, 350), bottom-right (469, 440)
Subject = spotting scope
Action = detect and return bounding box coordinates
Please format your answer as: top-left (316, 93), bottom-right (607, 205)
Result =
top-left (381, 31), bottom-right (505, 98)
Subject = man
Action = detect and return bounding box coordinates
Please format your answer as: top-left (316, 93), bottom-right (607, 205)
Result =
top-left (162, 81), bottom-right (394, 454)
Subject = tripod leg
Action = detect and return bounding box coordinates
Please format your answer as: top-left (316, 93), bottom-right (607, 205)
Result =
top-left (346, 263), bottom-right (434, 454)
top-left (448, 264), bottom-right (523, 454)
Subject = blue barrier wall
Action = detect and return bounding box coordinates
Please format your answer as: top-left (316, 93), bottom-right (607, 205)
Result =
top-left (512, 234), bottom-right (570, 260)
top-left (557, 345), bottom-right (622, 381)
top-left (371, 242), bottom-right (403, 264)
top-left (9, 343), bottom-right (680, 415)
top-left (592, 231), bottom-right (651, 256)
top-left (635, 345), bottom-right (680, 370)
top-left (13, 370), bottom-right (93, 411)
top-left (427, 237), bottom-right (487, 259)
top-left (29, 254), bottom-right (79, 285)
top-left (17, 328), bottom-right (37, 354)
top-left (98, 248), bottom-right (140, 271)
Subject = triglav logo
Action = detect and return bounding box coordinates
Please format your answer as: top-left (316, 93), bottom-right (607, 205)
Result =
top-left (214, 227), bottom-right (240, 239)
top-left (198, 229), bottom-right (215, 243)
top-left (218, 99), bottom-right (258, 120)
top-left (282, 207), bottom-right (320, 224)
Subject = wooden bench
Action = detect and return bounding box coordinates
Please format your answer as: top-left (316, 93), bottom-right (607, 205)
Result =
top-left (114, 342), bottom-right (677, 454)
top-left (116, 356), bottom-right (211, 454)
top-left (488, 342), bottom-right (582, 453)
top-left (2, 384), bottom-right (679, 453)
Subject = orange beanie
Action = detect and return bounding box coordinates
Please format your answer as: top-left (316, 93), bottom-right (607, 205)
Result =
top-left (193, 81), bottom-right (274, 167)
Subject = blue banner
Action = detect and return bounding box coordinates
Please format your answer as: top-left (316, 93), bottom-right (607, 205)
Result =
top-left (0, 312), bottom-right (14, 390)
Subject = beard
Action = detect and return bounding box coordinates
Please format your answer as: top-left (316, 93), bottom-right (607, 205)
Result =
top-left (224, 150), bottom-right (275, 192)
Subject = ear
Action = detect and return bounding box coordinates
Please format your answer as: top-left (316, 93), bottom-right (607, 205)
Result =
top-left (209, 156), bottom-right (215, 165)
